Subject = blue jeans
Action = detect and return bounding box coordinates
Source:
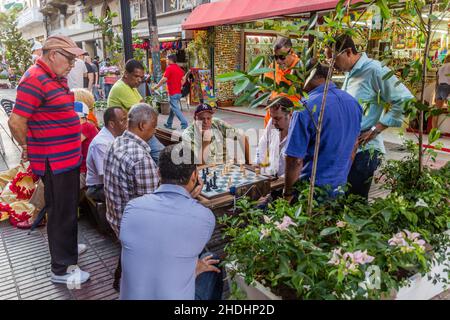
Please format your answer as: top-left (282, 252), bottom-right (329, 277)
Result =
top-left (167, 94), bottom-right (188, 129)
top-left (92, 86), bottom-right (102, 101)
top-left (104, 83), bottom-right (113, 100)
top-left (347, 149), bottom-right (382, 200)
top-left (195, 252), bottom-right (223, 300)
top-left (147, 135), bottom-right (164, 165)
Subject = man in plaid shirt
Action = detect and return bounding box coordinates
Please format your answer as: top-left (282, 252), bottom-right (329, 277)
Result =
top-left (103, 103), bottom-right (159, 291)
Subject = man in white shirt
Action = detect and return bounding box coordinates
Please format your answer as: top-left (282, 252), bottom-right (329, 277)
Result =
top-left (67, 55), bottom-right (88, 90)
top-left (86, 106), bottom-right (127, 201)
top-left (255, 97), bottom-right (293, 208)
top-left (255, 97), bottom-right (293, 177)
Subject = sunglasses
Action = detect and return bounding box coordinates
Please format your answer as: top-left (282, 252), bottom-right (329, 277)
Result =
top-left (272, 50), bottom-right (292, 61)
top-left (55, 50), bottom-right (76, 64)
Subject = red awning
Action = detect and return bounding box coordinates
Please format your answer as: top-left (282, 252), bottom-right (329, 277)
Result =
top-left (182, 0), bottom-right (363, 30)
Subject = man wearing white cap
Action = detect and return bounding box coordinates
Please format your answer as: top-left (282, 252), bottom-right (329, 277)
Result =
top-left (31, 41), bottom-right (43, 64)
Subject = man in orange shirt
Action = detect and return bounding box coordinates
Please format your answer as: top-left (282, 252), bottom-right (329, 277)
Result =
top-left (264, 37), bottom-right (301, 127)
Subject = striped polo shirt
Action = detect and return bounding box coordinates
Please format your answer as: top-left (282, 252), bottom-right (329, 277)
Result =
top-left (13, 58), bottom-right (82, 176)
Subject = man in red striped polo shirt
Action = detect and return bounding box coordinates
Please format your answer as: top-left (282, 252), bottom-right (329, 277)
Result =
top-left (8, 35), bottom-right (90, 286)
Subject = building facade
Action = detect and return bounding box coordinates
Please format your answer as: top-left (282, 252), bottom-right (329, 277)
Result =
top-left (16, 0), bottom-right (46, 42)
top-left (30, 0), bottom-right (208, 59)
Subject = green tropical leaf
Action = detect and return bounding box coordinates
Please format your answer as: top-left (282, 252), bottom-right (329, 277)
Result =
top-left (248, 67), bottom-right (274, 76)
top-left (428, 128), bottom-right (441, 144)
top-left (376, 0), bottom-right (391, 20)
top-left (248, 56), bottom-right (264, 74)
top-left (249, 92), bottom-right (271, 108)
top-left (233, 78), bottom-right (251, 96)
top-left (217, 71), bottom-right (246, 82)
top-left (320, 227), bottom-right (339, 237)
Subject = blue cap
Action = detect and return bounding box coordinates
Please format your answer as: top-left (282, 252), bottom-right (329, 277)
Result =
top-left (74, 101), bottom-right (89, 117)
top-left (194, 103), bottom-right (214, 117)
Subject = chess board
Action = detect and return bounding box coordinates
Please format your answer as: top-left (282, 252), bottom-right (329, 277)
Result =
top-left (199, 164), bottom-right (270, 199)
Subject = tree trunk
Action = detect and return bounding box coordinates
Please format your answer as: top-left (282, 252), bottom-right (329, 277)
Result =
top-left (146, 0), bottom-right (162, 83)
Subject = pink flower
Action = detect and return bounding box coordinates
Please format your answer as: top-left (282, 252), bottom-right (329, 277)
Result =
top-left (336, 220), bottom-right (347, 228)
top-left (275, 216), bottom-right (298, 231)
top-left (328, 248), bottom-right (342, 265)
top-left (404, 230), bottom-right (421, 241)
top-left (352, 251), bottom-right (365, 264)
top-left (263, 215), bottom-right (272, 224)
top-left (259, 227), bottom-right (271, 240)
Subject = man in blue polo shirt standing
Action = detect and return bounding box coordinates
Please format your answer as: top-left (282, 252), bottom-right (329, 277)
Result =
top-left (283, 61), bottom-right (362, 199)
top-left (325, 34), bottom-right (413, 200)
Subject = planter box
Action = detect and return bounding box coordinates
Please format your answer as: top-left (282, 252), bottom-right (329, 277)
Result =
top-left (228, 231), bottom-right (450, 300)
top-left (217, 99), bottom-right (235, 108)
top-left (160, 102), bottom-right (171, 115)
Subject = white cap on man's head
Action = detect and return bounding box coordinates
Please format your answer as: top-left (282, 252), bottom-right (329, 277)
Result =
top-left (31, 41), bottom-right (43, 52)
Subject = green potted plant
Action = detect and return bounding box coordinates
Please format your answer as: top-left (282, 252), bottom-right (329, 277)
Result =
top-left (221, 155), bottom-right (450, 300)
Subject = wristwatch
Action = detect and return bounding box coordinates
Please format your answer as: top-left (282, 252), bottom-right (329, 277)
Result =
top-left (370, 125), bottom-right (380, 135)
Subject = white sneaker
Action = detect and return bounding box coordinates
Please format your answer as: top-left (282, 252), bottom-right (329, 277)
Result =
top-left (51, 266), bottom-right (90, 287)
top-left (78, 244), bottom-right (88, 255)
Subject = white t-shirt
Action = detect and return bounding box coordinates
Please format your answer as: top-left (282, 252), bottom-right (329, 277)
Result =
top-left (438, 63), bottom-right (450, 85)
top-left (67, 58), bottom-right (87, 89)
top-left (255, 119), bottom-right (287, 177)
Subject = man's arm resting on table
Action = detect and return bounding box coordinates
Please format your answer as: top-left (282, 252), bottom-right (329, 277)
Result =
top-left (283, 155), bottom-right (303, 198)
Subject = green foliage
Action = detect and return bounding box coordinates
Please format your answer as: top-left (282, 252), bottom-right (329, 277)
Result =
top-left (94, 100), bottom-right (107, 111)
top-left (222, 146), bottom-right (450, 299)
top-left (86, 11), bottom-right (122, 66)
top-left (0, 8), bottom-right (31, 76)
top-left (185, 30), bottom-right (212, 69)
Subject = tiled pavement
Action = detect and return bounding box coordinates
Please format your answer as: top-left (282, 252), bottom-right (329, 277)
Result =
top-left (0, 219), bottom-right (120, 300)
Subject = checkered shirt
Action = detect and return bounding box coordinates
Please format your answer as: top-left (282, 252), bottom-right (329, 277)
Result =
top-left (104, 130), bottom-right (159, 236)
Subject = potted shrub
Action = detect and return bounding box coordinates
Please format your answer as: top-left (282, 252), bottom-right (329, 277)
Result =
top-left (220, 145), bottom-right (450, 300)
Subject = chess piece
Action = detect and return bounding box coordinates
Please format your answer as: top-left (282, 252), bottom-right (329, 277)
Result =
top-left (240, 164), bottom-right (244, 172)
top-left (227, 177), bottom-right (232, 188)
top-left (243, 169), bottom-right (247, 177)
top-left (255, 167), bottom-right (260, 175)
top-left (212, 178), bottom-right (218, 189)
top-left (206, 181), bottom-right (211, 192)
top-left (206, 167), bottom-right (209, 175)
top-left (202, 170), bottom-right (207, 183)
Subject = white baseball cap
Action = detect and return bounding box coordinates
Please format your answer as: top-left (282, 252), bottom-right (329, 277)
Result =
top-left (31, 41), bottom-right (43, 52)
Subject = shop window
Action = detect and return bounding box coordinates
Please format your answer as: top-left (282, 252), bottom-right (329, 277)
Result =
top-left (130, 0), bottom-right (147, 19)
top-left (155, 0), bottom-right (163, 14)
top-left (245, 35), bottom-right (276, 71)
top-left (164, 0), bottom-right (179, 12)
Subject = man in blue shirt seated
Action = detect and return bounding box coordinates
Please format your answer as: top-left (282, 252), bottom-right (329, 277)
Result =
top-left (119, 144), bottom-right (223, 300)
top-left (325, 34), bottom-right (413, 200)
top-left (283, 60), bottom-right (362, 200)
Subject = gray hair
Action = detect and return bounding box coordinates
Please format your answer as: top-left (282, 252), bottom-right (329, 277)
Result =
top-left (128, 103), bottom-right (158, 128)
top-left (274, 36), bottom-right (292, 51)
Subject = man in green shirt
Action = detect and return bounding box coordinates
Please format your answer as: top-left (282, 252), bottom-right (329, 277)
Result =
top-left (107, 59), bottom-right (164, 163)
top-left (107, 59), bottom-right (145, 110)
